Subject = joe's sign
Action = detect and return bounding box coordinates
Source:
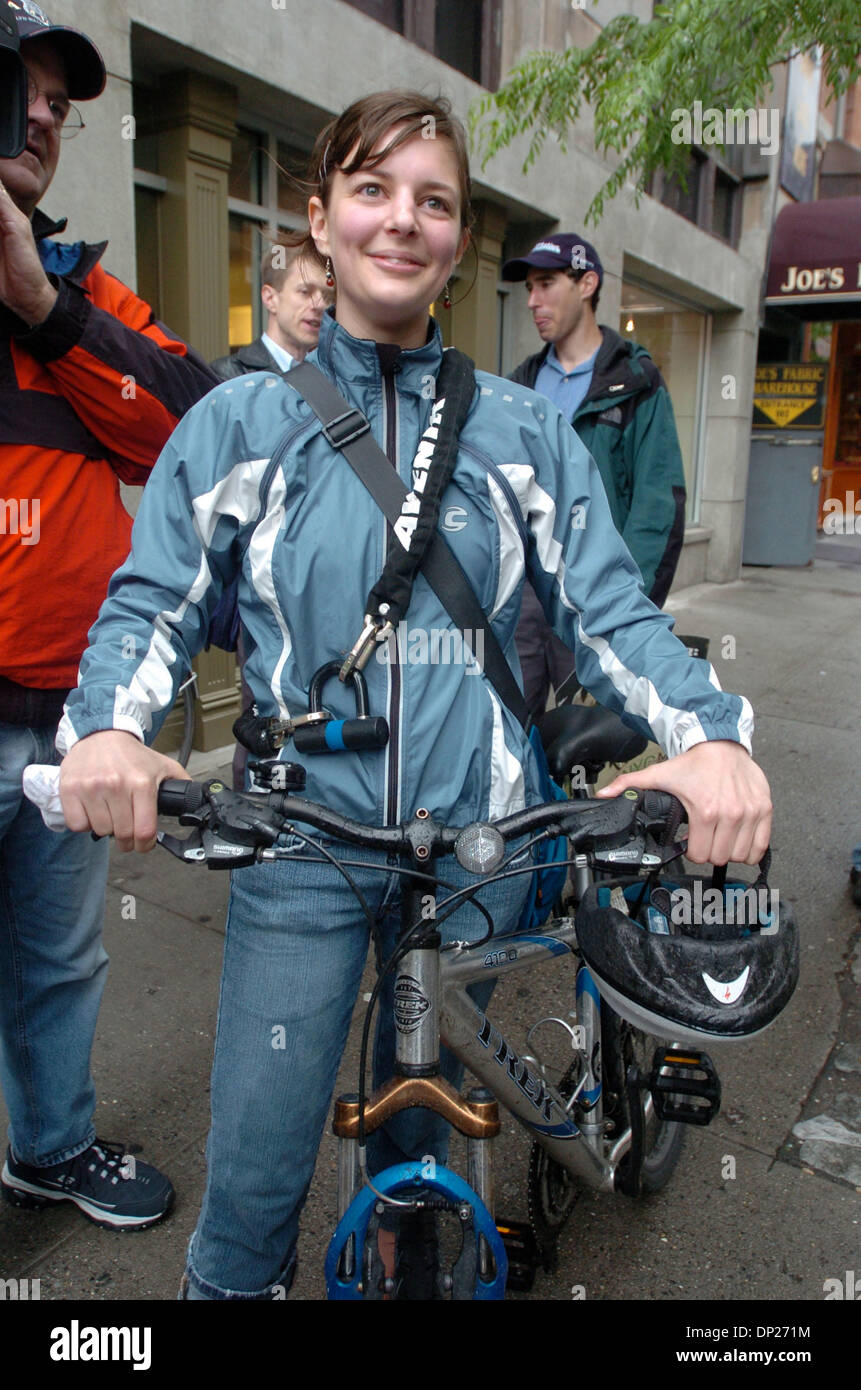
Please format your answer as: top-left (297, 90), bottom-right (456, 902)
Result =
top-left (766, 197), bottom-right (861, 307)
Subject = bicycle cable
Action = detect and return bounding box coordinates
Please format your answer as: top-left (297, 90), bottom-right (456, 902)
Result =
top-left (264, 824), bottom-right (378, 933)
top-left (354, 878), bottom-right (497, 1204)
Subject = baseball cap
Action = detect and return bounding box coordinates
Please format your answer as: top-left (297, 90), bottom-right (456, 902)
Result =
top-left (10, 0), bottom-right (105, 100)
top-left (502, 233), bottom-right (603, 286)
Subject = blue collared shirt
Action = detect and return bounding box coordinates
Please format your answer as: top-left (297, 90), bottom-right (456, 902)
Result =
top-left (534, 344), bottom-right (599, 420)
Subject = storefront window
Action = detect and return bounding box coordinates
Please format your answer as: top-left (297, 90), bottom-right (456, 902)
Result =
top-left (134, 185), bottom-right (162, 321)
top-left (276, 139), bottom-right (310, 215)
top-left (131, 83), bottom-right (159, 175)
top-left (229, 127), bottom-right (264, 204)
top-left (228, 215), bottom-right (259, 352)
top-left (831, 321), bottom-right (861, 467)
top-left (620, 282), bottom-right (710, 524)
top-left (435, 0), bottom-right (482, 81)
top-left (227, 126), bottom-right (311, 352)
top-left (342, 0), bottom-right (500, 87)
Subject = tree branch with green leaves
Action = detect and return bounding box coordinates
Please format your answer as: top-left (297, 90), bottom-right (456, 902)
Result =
top-left (470, 0), bottom-right (861, 225)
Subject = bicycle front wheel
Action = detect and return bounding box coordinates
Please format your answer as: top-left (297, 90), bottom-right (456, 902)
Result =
top-left (601, 1004), bottom-right (685, 1192)
top-left (177, 677), bottom-right (197, 769)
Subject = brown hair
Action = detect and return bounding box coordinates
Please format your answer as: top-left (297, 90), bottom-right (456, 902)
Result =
top-left (283, 90), bottom-right (473, 272)
top-left (260, 239), bottom-right (304, 291)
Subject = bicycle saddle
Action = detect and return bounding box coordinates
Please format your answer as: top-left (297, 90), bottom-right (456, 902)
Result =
top-left (535, 703), bottom-right (649, 783)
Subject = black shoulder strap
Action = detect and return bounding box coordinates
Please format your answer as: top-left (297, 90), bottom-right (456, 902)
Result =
top-left (287, 358), bottom-right (530, 729)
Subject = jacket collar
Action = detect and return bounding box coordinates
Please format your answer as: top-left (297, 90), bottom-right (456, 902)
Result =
top-left (583, 326), bottom-right (649, 402)
top-left (31, 207), bottom-right (107, 285)
top-left (314, 308), bottom-right (444, 391)
top-left (237, 337), bottom-right (288, 374)
top-left (32, 208), bottom-right (69, 240)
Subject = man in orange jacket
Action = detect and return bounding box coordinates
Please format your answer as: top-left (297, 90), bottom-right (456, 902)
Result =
top-left (0, 5), bottom-right (216, 1230)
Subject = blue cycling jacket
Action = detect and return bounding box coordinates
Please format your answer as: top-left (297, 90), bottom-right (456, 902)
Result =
top-left (58, 312), bottom-right (753, 828)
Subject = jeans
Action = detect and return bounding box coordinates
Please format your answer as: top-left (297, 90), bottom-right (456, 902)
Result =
top-left (184, 838), bottom-right (531, 1299)
top-left (0, 721), bottom-right (109, 1166)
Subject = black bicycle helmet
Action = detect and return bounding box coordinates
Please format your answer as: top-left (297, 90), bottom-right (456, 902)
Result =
top-left (576, 874), bottom-right (799, 1044)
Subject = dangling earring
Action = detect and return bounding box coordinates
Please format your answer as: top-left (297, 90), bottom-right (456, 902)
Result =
top-left (442, 282), bottom-right (452, 309)
top-left (325, 257), bottom-right (335, 288)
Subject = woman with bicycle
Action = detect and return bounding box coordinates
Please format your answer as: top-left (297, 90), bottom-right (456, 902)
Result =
top-left (56, 90), bottom-right (771, 1300)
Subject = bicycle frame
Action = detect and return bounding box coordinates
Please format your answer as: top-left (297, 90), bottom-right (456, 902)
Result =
top-left (439, 921), bottom-right (621, 1191)
top-left (330, 866), bottom-right (634, 1292)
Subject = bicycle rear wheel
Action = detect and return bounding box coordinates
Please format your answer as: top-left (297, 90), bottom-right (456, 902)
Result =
top-left (601, 1003), bottom-right (685, 1192)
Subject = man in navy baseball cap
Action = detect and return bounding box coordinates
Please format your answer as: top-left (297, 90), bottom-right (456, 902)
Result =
top-left (503, 233), bottom-right (687, 720)
top-left (502, 232), bottom-right (604, 285)
top-left (8, 0), bottom-right (105, 99)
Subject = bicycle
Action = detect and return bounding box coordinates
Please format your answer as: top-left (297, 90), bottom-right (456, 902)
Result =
top-left (150, 699), bottom-right (796, 1301)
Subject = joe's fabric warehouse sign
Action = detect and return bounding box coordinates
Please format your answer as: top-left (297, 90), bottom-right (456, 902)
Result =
top-left (752, 364), bottom-right (827, 430)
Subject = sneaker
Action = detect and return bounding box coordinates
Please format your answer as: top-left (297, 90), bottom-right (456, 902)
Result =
top-left (851, 868), bottom-right (861, 908)
top-left (1, 1139), bottom-right (174, 1231)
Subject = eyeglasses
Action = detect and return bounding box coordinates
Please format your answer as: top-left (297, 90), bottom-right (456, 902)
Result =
top-left (26, 75), bottom-right (85, 139)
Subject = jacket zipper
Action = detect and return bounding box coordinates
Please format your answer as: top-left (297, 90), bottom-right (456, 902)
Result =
top-left (381, 360), bottom-right (401, 826)
top-left (459, 442), bottom-right (529, 554)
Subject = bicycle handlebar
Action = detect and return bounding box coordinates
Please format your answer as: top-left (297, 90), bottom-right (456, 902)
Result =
top-left (154, 778), bottom-right (686, 874)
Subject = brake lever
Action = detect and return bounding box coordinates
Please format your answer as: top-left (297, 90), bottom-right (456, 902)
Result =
top-left (158, 823), bottom-right (267, 868)
top-left (156, 781), bottom-right (285, 869)
top-left (591, 829), bottom-right (687, 871)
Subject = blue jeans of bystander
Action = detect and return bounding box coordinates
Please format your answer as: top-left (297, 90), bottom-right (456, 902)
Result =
top-left (0, 720), bottom-right (110, 1166)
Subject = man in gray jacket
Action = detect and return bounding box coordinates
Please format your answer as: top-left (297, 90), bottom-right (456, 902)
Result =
top-left (211, 239), bottom-right (332, 787)
top-left (211, 241), bottom-right (332, 381)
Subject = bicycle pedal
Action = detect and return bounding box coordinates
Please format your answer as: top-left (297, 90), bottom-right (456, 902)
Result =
top-left (648, 1047), bottom-right (721, 1126)
top-left (496, 1218), bottom-right (541, 1292)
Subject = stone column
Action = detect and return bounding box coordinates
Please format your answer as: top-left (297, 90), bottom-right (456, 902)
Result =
top-left (152, 73), bottom-right (241, 756)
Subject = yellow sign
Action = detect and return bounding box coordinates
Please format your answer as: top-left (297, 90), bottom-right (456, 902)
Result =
top-left (754, 397), bottom-right (816, 428)
top-left (753, 363), bottom-right (827, 429)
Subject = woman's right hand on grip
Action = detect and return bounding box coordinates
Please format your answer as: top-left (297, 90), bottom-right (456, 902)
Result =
top-left (59, 730), bottom-right (189, 853)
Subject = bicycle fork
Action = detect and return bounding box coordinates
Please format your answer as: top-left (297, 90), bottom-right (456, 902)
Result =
top-left (327, 877), bottom-right (508, 1299)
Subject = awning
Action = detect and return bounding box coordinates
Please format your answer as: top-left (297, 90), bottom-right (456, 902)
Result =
top-left (765, 196), bottom-right (861, 314)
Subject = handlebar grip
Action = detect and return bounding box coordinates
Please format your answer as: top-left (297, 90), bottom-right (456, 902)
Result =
top-left (640, 790), bottom-right (686, 825)
top-left (157, 779), bottom-right (207, 816)
top-left (293, 717), bottom-right (389, 754)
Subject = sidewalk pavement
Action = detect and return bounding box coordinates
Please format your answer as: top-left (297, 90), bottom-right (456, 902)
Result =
top-left (2, 545), bottom-right (860, 1302)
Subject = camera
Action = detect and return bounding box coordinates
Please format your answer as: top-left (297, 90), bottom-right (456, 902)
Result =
top-left (1, 0), bottom-right (27, 158)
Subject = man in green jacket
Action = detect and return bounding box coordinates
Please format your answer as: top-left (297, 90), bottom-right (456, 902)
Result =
top-left (503, 234), bottom-right (686, 719)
